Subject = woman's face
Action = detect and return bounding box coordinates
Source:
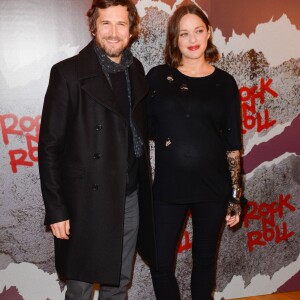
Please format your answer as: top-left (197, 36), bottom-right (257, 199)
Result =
top-left (177, 13), bottom-right (210, 64)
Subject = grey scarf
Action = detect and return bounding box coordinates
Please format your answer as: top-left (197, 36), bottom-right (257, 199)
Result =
top-left (93, 41), bottom-right (144, 158)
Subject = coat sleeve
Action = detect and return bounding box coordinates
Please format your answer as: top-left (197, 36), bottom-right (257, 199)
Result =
top-left (146, 67), bottom-right (157, 141)
top-left (38, 64), bottom-right (71, 225)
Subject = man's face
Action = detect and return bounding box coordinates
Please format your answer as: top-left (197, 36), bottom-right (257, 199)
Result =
top-left (95, 5), bottom-right (131, 63)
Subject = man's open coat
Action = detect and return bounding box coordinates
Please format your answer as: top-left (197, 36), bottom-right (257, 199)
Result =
top-left (38, 41), bottom-right (155, 285)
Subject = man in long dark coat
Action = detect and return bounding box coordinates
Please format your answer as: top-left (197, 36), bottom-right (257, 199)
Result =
top-left (38, 0), bottom-right (154, 299)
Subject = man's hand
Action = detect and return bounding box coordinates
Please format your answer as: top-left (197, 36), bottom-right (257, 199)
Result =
top-left (50, 220), bottom-right (70, 239)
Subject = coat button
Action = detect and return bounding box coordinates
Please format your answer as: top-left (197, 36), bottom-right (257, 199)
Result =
top-left (92, 184), bottom-right (98, 191)
top-left (93, 153), bottom-right (101, 159)
top-left (151, 90), bottom-right (157, 98)
top-left (95, 124), bottom-right (103, 131)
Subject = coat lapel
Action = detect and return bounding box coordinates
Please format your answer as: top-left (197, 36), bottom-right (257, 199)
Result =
top-left (77, 41), bottom-right (148, 117)
top-left (77, 41), bottom-right (123, 118)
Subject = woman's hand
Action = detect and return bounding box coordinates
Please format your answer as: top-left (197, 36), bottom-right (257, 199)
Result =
top-left (226, 212), bottom-right (240, 227)
top-left (226, 201), bottom-right (241, 227)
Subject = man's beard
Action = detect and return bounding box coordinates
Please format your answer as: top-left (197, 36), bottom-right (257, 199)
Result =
top-left (98, 36), bottom-right (128, 58)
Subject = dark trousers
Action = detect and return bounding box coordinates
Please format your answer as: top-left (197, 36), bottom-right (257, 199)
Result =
top-left (150, 200), bottom-right (227, 300)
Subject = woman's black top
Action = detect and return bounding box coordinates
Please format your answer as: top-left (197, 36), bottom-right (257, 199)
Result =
top-left (147, 64), bottom-right (242, 204)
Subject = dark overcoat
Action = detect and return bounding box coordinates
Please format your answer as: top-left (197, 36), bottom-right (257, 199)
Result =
top-left (38, 41), bottom-right (155, 285)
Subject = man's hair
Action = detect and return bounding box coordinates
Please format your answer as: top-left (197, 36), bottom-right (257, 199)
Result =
top-left (165, 3), bottom-right (219, 68)
top-left (87, 0), bottom-right (139, 44)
